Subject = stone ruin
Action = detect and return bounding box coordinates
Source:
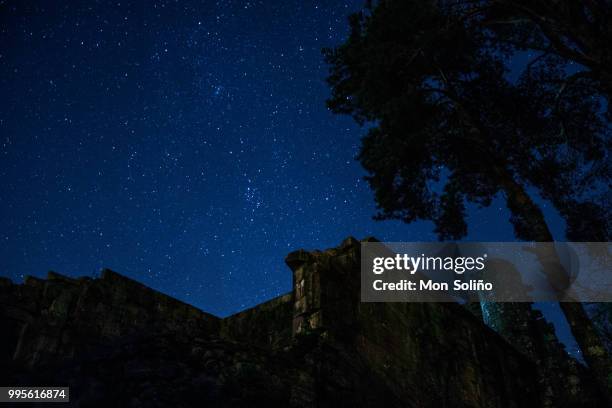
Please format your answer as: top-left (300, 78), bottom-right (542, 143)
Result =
top-left (0, 237), bottom-right (606, 407)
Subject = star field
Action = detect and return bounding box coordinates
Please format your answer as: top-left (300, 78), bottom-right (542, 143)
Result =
top-left (1, 0), bottom-right (572, 361)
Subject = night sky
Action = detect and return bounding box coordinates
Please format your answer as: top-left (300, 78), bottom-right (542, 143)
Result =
top-left (0, 0), bottom-right (575, 352)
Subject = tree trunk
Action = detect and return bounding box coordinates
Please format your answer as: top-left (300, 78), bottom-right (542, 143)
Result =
top-left (500, 171), bottom-right (612, 402)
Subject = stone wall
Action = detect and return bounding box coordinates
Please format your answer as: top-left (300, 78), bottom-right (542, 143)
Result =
top-left (284, 237), bottom-right (604, 407)
top-left (0, 237), bottom-right (606, 407)
top-left (0, 269), bottom-right (220, 368)
top-left (285, 237), bottom-right (541, 407)
top-left (220, 293), bottom-right (293, 349)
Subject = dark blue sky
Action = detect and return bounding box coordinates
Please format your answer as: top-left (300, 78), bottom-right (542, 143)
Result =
top-left (0, 0), bottom-right (570, 342)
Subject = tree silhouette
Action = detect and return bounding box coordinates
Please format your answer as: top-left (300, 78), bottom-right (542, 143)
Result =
top-left (325, 0), bottom-right (611, 399)
top-left (473, 0), bottom-right (612, 106)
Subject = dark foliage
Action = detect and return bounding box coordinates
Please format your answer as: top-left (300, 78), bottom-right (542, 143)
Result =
top-left (325, 0), bottom-right (611, 241)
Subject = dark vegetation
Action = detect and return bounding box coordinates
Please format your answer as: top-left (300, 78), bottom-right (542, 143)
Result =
top-left (325, 0), bottom-right (612, 399)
